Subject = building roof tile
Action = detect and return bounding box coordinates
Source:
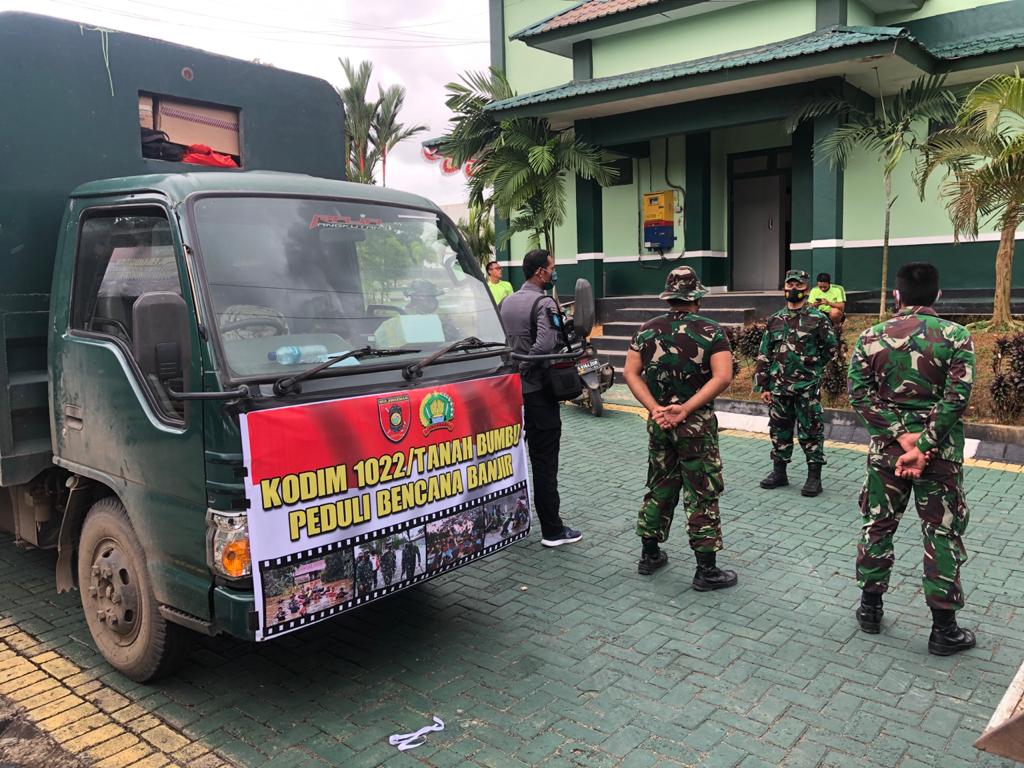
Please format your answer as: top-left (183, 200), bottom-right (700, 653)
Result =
top-left (489, 26), bottom-right (907, 112)
top-left (518, 0), bottom-right (663, 37)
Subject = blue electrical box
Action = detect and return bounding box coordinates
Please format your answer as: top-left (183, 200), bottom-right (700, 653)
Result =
top-left (643, 224), bottom-right (675, 251)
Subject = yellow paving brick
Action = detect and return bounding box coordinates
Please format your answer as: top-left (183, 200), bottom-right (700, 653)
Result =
top-left (93, 744), bottom-right (156, 768)
top-left (52, 712), bottom-right (110, 743)
top-left (86, 732), bottom-right (142, 761)
top-left (0, 660), bottom-right (38, 684)
top-left (172, 742), bottom-right (211, 762)
top-left (86, 687), bottom-right (131, 713)
top-left (126, 713), bottom-right (163, 733)
top-left (6, 676), bottom-right (59, 702)
top-left (28, 651), bottom-right (59, 664)
top-left (72, 679), bottom-right (103, 697)
top-left (25, 692), bottom-right (82, 720)
top-left (39, 657), bottom-right (80, 680)
top-left (64, 670), bottom-right (104, 689)
top-left (63, 723), bottom-right (126, 753)
top-left (37, 701), bottom-right (100, 731)
top-left (0, 649), bottom-right (18, 663)
top-left (93, 742), bottom-right (157, 768)
top-left (16, 684), bottom-right (68, 712)
top-left (129, 755), bottom-right (170, 768)
top-left (110, 703), bottom-right (149, 724)
top-left (141, 724), bottom-right (191, 753)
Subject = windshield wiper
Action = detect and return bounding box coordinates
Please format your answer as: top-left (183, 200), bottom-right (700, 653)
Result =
top-left (273, 346), bottom-right (417, 396)
top-left (402, 337), bottom-right (509, 381)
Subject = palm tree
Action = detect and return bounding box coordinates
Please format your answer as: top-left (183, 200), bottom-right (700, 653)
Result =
top-left (457, 206), bottom-right (495, 266)
top-left (438, 68), bottom-right (616, 254)
top-left (917, 73), bottom-right (1024, 331)
top-left (371, 85), bottom-right (427, 188)
top-left (337, 58), bottom-right (380, 184)
top-left (789, 74), bottom-right (958, 319)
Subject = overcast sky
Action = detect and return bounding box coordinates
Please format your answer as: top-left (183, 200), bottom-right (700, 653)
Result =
top-left (0, 0), bottom-right (491, 205)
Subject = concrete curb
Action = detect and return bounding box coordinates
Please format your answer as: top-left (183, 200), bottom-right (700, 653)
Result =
top-left (714, 398), bottom-right (1024, 465)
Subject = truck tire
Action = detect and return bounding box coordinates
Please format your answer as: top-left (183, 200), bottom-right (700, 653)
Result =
top-left (77, 497), bottom-right (189, 682)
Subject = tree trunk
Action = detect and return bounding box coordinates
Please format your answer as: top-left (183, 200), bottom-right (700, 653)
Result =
top-left (382, 149), bottom-right (388, 187)
top-left (879, 172), bottom-right (892, 320)
top-left (992, 210), bottom-right (1018, 327)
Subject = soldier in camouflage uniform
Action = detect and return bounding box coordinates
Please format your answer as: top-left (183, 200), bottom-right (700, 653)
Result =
top-left (848, 262), bottom-right (976, 655)
top-left (754, 269), bottom-right (838, 497)
top-left (623, 266), bottom-right (738, 591)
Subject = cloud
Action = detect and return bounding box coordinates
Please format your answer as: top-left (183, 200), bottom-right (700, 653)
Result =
top-left (2, 0), bottom-right (490, 203)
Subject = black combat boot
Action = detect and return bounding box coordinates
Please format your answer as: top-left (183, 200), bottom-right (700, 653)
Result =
top-left (855, 592), bottom-right (883, 634)
top-left (692, 551), bottom-right (738, 591)
top-left (801, 463), bottom-right (823, 497)
top-left (638, 537), bottom-right (668, 575)
top-left (760, 460), bottom-right (789, 489)
top-left (928, 608), bottom-right (976, 656)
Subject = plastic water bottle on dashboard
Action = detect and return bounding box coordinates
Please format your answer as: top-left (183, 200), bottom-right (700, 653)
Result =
top-left (267, 345), bottom-right (329, 365)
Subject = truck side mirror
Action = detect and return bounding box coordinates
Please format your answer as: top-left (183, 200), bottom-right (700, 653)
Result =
top-left (574, 279), bottom-right (596, 339)
top-left (132, 292), bottom-right (190, 384)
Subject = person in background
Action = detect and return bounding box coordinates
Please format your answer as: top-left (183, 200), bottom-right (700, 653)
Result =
top-left (808, 272), bottom-right (846, 328)
top-left (754, 270), bottom-right (838, 497)
top-left (500, 249), bottom-right (583, 548)
top-left (486, 261), bottom-right (514, 305)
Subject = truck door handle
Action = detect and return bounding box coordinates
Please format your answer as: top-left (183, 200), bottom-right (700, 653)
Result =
top-left (63, 405), bottom-right (83, 431)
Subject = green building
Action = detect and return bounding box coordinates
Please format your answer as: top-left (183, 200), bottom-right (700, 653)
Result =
top-left (487, 0), bottom-right (1024, 301)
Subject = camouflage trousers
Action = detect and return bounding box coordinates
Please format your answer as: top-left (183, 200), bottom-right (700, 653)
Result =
top-left (856, 455), bottom-right (969, 610)
top-left (768, 390), bottom-right (825, 464)
top-left (636, 416), bottom-right (724, 552)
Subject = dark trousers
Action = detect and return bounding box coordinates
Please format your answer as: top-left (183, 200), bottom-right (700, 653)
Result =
top-left (523, 390), bottom-right (565, 539)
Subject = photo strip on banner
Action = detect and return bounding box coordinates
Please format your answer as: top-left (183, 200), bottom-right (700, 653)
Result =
top-left (240, 374), bottom-right (531, 639)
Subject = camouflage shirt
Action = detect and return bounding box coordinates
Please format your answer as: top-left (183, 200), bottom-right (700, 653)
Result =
top-left (630, 312), bottom-right (731, 423)
top-left (848, 306), bottom-right (974, 463)
top-left (753, 305), bottom-right (838, 394)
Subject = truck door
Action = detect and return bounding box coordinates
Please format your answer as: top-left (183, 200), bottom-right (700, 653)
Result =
top-left (52, 200), bottom-right (211, 621)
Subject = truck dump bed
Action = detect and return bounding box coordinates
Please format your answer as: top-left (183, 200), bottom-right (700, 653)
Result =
top-left (0, 12), bottom-right (345, 486)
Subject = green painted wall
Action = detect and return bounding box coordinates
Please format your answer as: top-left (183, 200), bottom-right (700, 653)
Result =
top-left (503, 0), bottom-right (573, 93)
top-left (880, 0), bottom-right (1007, 24)
top-left (591, 0), bottom-right (816, 79)
top-left (847, 0), bottom-right (875, 25)
top-left (840, 240), bottom-right (1024, 291)
top-left (841, 117), bottom-right (953, 241)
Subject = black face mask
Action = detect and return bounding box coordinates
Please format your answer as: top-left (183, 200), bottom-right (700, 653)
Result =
top-left (786, 288), bottom-right (806, 303)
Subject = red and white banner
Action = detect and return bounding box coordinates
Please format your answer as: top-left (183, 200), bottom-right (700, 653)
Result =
top-left (240, 374), bottom-right (530, 639)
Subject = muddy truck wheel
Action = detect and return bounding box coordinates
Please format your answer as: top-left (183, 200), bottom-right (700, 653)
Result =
top-left (77, 497), bottom-right (189, 682)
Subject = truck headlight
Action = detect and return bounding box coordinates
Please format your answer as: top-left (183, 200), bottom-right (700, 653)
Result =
top-left (206, 510), bottom-right (251, 580)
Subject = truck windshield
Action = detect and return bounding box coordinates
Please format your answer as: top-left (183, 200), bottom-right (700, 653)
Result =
top-left (191, 196), bottom-right (505, 379)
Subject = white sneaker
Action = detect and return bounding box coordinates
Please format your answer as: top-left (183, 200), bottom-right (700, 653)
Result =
top-left (541, 527), bottom-right (583, 547)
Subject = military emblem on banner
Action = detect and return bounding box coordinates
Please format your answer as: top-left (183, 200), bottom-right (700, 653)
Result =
top-left (378, 394), bottom-right (412, 443)
top-left (420, 392), bottom-right (455, 435)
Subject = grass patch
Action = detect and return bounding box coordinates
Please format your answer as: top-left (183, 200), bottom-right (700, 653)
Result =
top-left (724, 313), bottom-right (1023, 428)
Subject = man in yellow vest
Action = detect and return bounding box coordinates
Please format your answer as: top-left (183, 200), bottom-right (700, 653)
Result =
top-left (486, 261), bottom-right (514, 305)
top-left (808, 272), bottom-right (846, 327)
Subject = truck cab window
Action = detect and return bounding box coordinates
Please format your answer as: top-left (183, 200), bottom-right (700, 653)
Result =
top-left (72, 209), bottom-right (186, 417)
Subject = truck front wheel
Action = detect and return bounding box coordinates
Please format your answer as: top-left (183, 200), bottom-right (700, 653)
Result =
top-left (77, 497), bottom-right (188, 682)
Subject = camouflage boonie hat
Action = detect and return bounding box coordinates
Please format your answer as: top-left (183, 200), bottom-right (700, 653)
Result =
top-left (660, 266), bottom-right (708, 302)
top-left (784, 269), bottom-right (810, 284)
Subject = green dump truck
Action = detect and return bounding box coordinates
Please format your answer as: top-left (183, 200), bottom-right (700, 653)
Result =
top-left (0, 12), bottom-right (534, 681)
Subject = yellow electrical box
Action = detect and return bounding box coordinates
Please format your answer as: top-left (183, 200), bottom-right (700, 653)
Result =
top-left (643, 190), bottom-right (674, 224)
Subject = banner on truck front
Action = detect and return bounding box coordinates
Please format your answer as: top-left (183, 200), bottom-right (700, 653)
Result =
top-left (240, 374), bottom-right (530, 640)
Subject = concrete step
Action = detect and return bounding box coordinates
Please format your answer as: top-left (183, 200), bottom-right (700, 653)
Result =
top-left (593, 335), bottom-right (633, 353)
top-left (601, 307), bottom-right (756, 328)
